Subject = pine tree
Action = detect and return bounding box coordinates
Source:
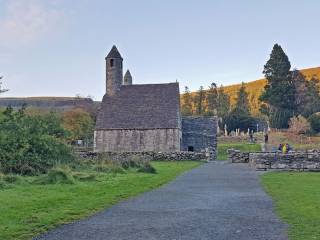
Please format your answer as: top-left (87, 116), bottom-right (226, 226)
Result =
top-left (206, 82), bottom-right (218, 115)
top-left (195, 86), bottom-right (206, 115)
top-left (260, 44), bottom-right (295, 128)
top-left (235, 82), bottom-right (250, 114)
top-left (216, 85), bottom-right (230, 119)
top-left (292, 70), bottom-right (320, 117)
top-left (225, 83), bottom-right (254, 132)
top-left (181, 86), bottom-right (193, 116)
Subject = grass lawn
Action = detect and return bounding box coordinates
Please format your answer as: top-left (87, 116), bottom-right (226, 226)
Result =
top-left (217, 143), bottom-right (261, 160)
top-left (0, 161), bottom-right (201, 240)
top-left (262, 172), bottom-right (320, 240)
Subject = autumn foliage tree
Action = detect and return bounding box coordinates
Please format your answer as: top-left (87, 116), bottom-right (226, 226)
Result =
top-left (181, 86), bottom-right (193, 115)
top-left (206, 82), bottom-right (218, 116)
top-left (62, 108), bottom-right (94, 144)
top-left (194, 86), bottom-right (206, 115)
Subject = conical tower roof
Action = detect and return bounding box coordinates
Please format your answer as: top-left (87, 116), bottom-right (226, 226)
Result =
top-left (105, 45), bottom-right (123, 59)
top-left (124, 70), bottom-right (132, 78)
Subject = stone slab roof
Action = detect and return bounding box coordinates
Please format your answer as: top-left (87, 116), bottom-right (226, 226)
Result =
top-left (105, 45), bottom-right (123, 59)
top-left (96, 83), bottom-right (180, 130)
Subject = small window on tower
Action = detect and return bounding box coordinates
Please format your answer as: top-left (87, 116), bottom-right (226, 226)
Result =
top-left (110, 59), bottom-right (114, 67)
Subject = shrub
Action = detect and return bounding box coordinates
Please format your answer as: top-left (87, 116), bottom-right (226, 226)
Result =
top-left (34, 168), bottom-right (75, 184)
top-left (308, 112), bottom-right (320, 133)
top-left (137, 163), bottom-right (156, 174)
top-left (0, 107), bottom-right (73, 175)
top-left (0, 179), bottom-right (7, 189)
top-left (288, 115), bottom-right (310, 134)
top-left (2, 174), bottom-right (22, 184)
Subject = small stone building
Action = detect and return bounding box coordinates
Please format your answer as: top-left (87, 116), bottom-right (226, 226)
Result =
top-left (94, 46), bottom-right (217, 157)
top-left (182, 116), bottom-right (217, 153)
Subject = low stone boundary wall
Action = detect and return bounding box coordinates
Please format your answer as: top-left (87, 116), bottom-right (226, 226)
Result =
top-left (227, 149), bottom-right (320, 171)
top-left (227, 149), bottom-right (249, 163)
top-left (249, 152), bottom-right (320, 171)
top-left (77, 151), bottom-right (210, 162)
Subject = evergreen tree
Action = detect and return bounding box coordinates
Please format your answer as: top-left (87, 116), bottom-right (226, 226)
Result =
top-left (206, 82), bottom-right (218, 115)
top-left (235, 82), bottom-right (250, 113)
top-left (225, 83), bottom-right (254, 132)
top-left (294, 73), bottom-right (320, 117)
top-left (216, 85), bottom-right (230, 119)
top-left (260, 44), bottom-right (295, 128)
top-left (181, 86), bottom-right (193, 115)
top-left (195, 86), bottom-right (206, 115)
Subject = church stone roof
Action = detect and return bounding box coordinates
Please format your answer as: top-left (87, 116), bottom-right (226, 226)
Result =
top-left (95, 82), bottom-right (180, 130)
top-left (105, 45), bottom-right (123, 59)
top-left (124, 70), bottom-right (132, 78)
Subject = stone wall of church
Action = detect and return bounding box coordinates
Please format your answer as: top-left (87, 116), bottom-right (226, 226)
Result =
top-left (94, 128), bottom-right (181, 152)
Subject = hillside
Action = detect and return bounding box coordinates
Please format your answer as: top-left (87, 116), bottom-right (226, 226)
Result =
top-left (0, 97), bottom-right (98, 115)
top-left (187, 66), bottom-right (320, 116)
top-left (224, 67), bottom-right (320, 115)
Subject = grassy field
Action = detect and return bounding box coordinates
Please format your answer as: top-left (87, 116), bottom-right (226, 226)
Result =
top-left (262, 172), bottom-right (320, 240)
top-left (0, 161), bottom-right (201, 240)
top-left (217, 143), bottom-right (261, 160)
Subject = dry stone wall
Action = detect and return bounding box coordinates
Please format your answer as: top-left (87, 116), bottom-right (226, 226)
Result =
top-left (227, 149), bottom-right (320, 171)
top-left (227, 149), bottom-right (249, 163)
top-left (78, 151), bottom-right (210, 162)
top-left (249, 152), bottom-right (320, 171)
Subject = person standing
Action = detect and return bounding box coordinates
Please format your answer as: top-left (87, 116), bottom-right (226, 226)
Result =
top-left (264, 132), bottom-right (269, 144)
top-left (249, 130), bottom-right (253, 143)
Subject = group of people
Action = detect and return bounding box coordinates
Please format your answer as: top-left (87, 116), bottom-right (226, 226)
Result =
top-left (278, 143), bottom-right (292, 154)
top-left (248, 130), bottom-right (292, 154)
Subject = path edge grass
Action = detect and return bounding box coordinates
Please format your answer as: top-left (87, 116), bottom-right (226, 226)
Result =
top-left (1, 161), bottom-right (201, 240)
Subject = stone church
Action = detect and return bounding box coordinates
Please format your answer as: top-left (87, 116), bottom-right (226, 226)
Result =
top-left (94, 46), bottom-right (217, 156)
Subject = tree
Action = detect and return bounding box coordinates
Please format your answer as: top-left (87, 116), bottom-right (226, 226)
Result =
top-left (62, 108), bottom-right (94, 144)
top-left (206, 82), bottom-right (218, 116)
top-left (260, 44), bottom-right (295, 128)
top-left (290, 70), bottom-right (320, 117)
top-left (194, 86), bottom-right (206, 115)
top-left (0, 76), bottom-right (9, 94)
top-left (225, 83), bottom-right (255, 132)
top-left (181, 86), bottom-right (193, 115)
top-left (235, 82), bottom-right (250, 114)
top-left (288, 115), bottom-right (310, 134)
top-left (216, 85), bottom-right (230, 119)
top-left (224, 108), bottom-right (255, 132)
top-left (309, 112), bottom-right (320, 133)
top-left (0, 107), bottom-right (72, 175)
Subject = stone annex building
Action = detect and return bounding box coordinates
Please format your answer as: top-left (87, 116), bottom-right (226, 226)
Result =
top-left (94, 46), bottom-right (217, 158)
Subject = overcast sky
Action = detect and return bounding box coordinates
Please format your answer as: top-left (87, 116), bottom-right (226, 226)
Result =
top-left (0, 0), bottom-right (319, 100)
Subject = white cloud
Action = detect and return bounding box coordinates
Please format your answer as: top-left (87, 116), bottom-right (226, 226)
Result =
top-left (0, 0), bottom-right (65, 47)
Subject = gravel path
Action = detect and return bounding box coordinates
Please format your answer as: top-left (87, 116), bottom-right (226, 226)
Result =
top-left (35, 162), bottom-right (287, 240)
